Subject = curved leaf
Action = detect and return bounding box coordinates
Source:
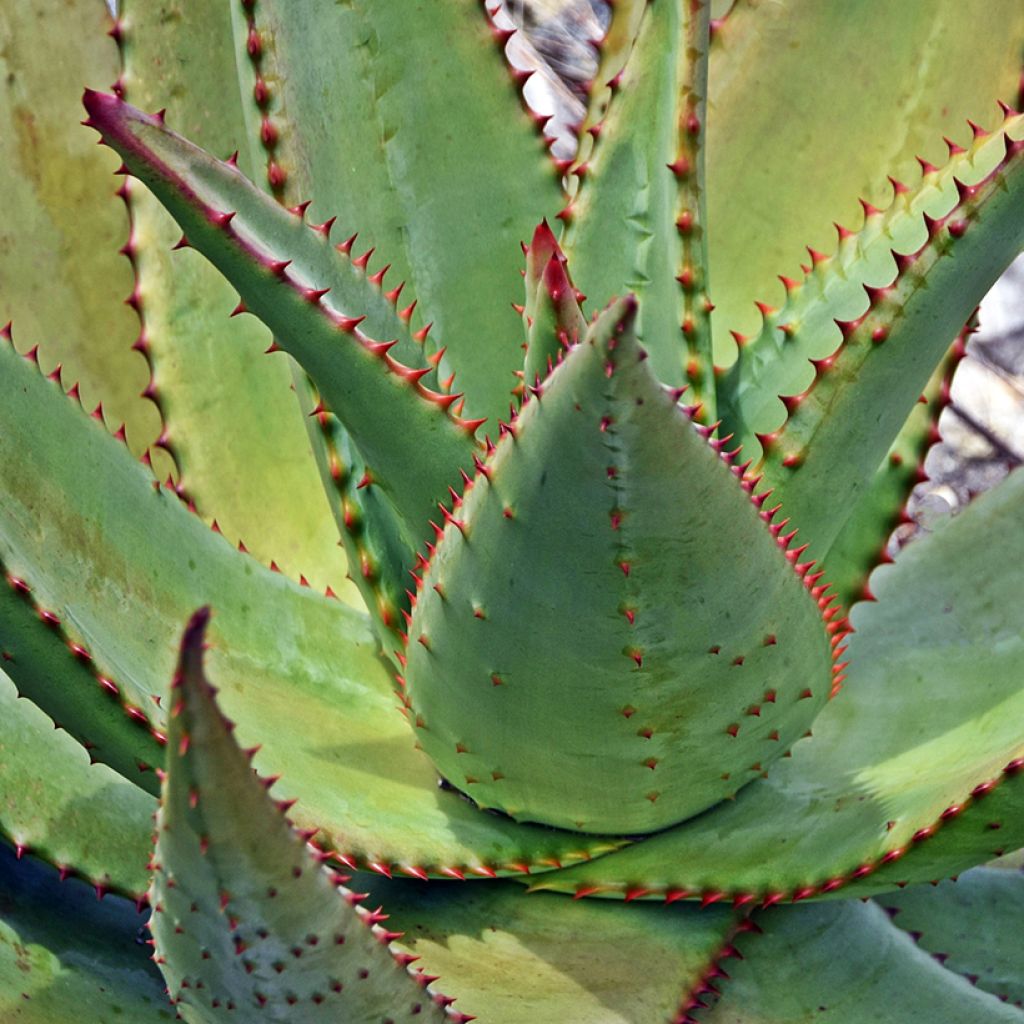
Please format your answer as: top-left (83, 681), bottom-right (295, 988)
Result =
top-left (0, 323), bottom-right (624, 883)
top-left (706, 0), bottom-right (1024, 364)
top-left (0, 670), bottom-right (154, 900)
top-left (0, 0), bottom-right (157, 456)
top-left (150, 610), bottom-right (458, 1024)
top-left (531, 466), bottom-right (1024, 901)
top-left (362, 874), bottom-right (739, 1024)
top-left (693, 900), bottom-right (1024, 1023)
top-left (407, 298), bottom-right (832, 834)
top-left (234, 0), bottom-right (566, 423)
top-left (879, 866), bottom-right (1024, 1008)
top-left (116, 0), bottom-right (352, 596)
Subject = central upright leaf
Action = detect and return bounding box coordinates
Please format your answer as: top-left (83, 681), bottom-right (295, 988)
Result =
top-left (405, 297), bottom-right (833, 834)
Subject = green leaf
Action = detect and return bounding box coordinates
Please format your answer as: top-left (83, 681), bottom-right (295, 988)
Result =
top-left (406, 297), bottom-right (833, 834)
top-left (561, 0), bottom-right (715, 409)
top-left (692, 900), bottom-right (1024, 1023)
top-left (530, 466), bottom-right (1024, 901)
top-left (359, 873), bottom-right (739, 1024)
top-left (522, 221), bottom-right (587, 388)
top-left (718, 114), bottom-right (1024, 566)
top-left (83, 90), bottom-right (481, 562)
top-left (150, 610), bottom-right (461, 1024)
top-left (0, 322), bottom-right (624, 879)
top-left (0, 845), bottom-right (171, 1021)
top-left (233, 0), bottom-right (566, 423)
top-left (0, 669), bottom-right (154, 900)
top-left (879, 866), bottom-right (1024, 1008)
top-left (0, 0), bottom-right (158, 457)
top-left (706, 0), bottom-right (1024, 365)
top-left (823, 324), bottom-right (967, 610)
top-left (115, 0), bottom-right (353, 598)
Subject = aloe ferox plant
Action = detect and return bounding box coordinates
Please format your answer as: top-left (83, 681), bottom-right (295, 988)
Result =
top-left (2, 0), bottom-right (1024, 1020)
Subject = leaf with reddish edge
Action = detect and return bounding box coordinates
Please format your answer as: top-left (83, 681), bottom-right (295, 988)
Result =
top-left (706, 0), bottom-right (1024, 366)
top-left (150, 608), bottom-right (462, 1024)
top-left (0, 669), bottom-right (154, 902)
top-left (0, 329), bottom-right (624, 887)
top-left (716, 113), bottom-right (1024, 569)
top-left (354, 871), bottom-right (739, 1024)
top-left (0, 0), bottom-right (158, 463)
top-left (561, 0), bottom-right (716, 411)
top-left (529, 466), bottom-right (1024, 902)
top-left (824, 321), bottom-right (968, 611)
top-left (406, 297), bottom-right (833, 834)
top-left (81, 89), bottom-right (482, 564)
top-left (692, 900), bottom-right (1024, 1023)
top-left (113, 0), bottom-right (354, 599)
top-left (878, 865), bottom-right (1024, 1008)
top-left (0, 845), bottom-right (170, 1022)
top-left (230, 0), bottom-right (565, 424)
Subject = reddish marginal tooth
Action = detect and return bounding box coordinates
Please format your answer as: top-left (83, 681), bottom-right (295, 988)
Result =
top-left (313, 215), bottom-right (336, 237)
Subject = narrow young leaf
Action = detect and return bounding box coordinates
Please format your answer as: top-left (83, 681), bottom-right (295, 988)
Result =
top-left (562, 0), bottom-right (715, 409)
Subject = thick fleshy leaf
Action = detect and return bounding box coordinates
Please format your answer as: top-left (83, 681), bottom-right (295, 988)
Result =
top-left (531, 466), bottom-right (1024, 901)
top-left (0, 493), bottom-right (165, 787)
top-left (359, 873), bottom-right (739, 1024)
top-left (561, 0), bottom-right (715, 408)
top-left (406, 298), bottom-right (834, 834)
top-left (0, 845), bottom-right (170, 1021)
top-left (150, 610), bottom-right (460, 1024)
top-left (0, 670), bottom-right (154, 900)
top-left (0, 326), bottom-right (624, 880)
top-left (823, 325), bottom-right (966, 609)
top-left (717, 113), bottom-right (1024, 567)
top-left (115, 0), bottom-right (353, 596)
top-left (522, 220), bottom-right (587, 388)
top-left (0, 0), bottom-right (158, 457)
top-left (83, 90), bottom-right (481, 569)
top-left (692, 901), bottom-right (1024, 1023)
top-left (879, 866), bottom-right (1024, 1008)
top-left (232, 0), bottom-right (566, 423)
top-left (706, 0), bottom-right (1024, 365)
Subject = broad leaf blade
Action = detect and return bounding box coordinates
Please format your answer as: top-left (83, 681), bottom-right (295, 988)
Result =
top-left (83, 91), bottom-right (482, 555)
top-left (150, 610), bottom-right (459, 1024)
top-left (407, 298), bottom-right (833, 834)
top-left (0, 669), bottom-right (154, 900)
top-left (706, 0), bottom-right (1024, 364)
top-left (0, 325), bottom-right (624, 879)
top-left (361, 874), bottom-right (739, 1024)
top-left (694, 901), bottom-right (1024, 1023)
top-left (879, 866), bottom-right (1024, 1008)
top-left (115, 0), bottom-right (352, 596)
top-left (0, 0), bottom-right (157, 455)
top-left (531, 466), bottom-right (1024, 900)
top-left (718, 115), bottom-right (1024, 566)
